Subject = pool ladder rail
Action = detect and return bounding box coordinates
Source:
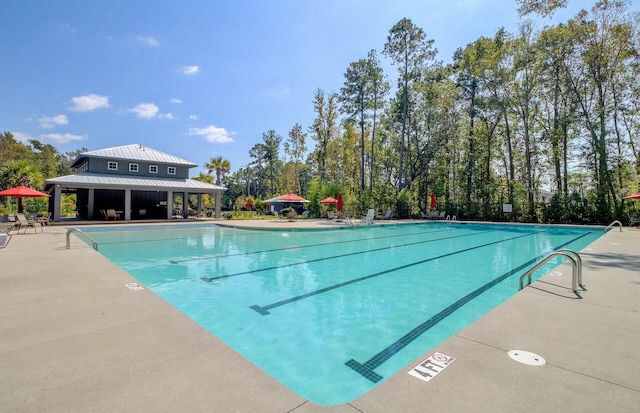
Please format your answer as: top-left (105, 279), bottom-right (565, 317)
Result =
top-left (66, 227), bottom-right (99, 251)
top-left (519, 249), bottom-right (585, 295)
top-left (605, 220), bottom-right (623, 232)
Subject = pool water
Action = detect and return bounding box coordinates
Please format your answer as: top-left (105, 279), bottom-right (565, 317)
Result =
top-left (80, 222), bottom-right (603, 405)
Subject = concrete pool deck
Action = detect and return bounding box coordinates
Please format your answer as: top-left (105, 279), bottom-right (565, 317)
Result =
top-left (1, 219), bottom-right (639, 412)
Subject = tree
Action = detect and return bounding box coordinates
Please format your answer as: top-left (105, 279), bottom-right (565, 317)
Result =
top-left (367, 50), bottom-right (391, 192)
top-left (193, 172), bottom-right (213, 184)
top-left (340, 56), bottom-right (370, 191)
top-left (261, 130), bottom-right (283, 196)
top-left (383, 18), bottom-right (437, 191)
top-left (284, 123), bottom-right (307, 194)
top-left (309, 89), bottom-right (339, 182)
top-left (565, 0), bottom-right (635, 219)
top-left (516, 0), bottom-right (568, 18)
top-left (536, 23), bottom-right (576, 195)
top-left (0, 159), bottom-right (42, 212)
top-left (205, 156), bottom-right (231, 185)
top-left (340, 50), bottom-right (390, 193)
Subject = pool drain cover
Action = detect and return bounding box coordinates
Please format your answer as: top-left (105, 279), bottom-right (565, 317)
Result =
top-left (507, 350), bottom-right (546, 366)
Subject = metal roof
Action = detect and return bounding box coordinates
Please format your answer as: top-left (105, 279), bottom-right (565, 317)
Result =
top-left (45, 173), bottom-right (226, 193)
top-left (71, 144), bottom-right (198, 168)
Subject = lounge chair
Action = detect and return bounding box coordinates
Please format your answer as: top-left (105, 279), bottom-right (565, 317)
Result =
top-left (327, 211), bottom-right (336, 220)
top-left (420, 212), bottom-right (429, 219)
top-left (16, 213), bottom-right (43, 234)
top-left (106, 209), bottom-right (119, 221)
top-left (437, 211), bottom-right (446, 220)
top-left (1, 222), bottom-right (14, 233)
top-left (361, 209), bottom-right (375, 225)
top-left (628, 213), bottom-right (640, 226)
top-left (424, 211), bottom-right (439, 219)
top-left (382, 210), bottom-right (392, 220)
top-left (0, 232), bottom-right (11, 248)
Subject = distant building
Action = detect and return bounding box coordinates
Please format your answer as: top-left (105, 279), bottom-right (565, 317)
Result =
top-left (44, 144), bottom-right (225, 221)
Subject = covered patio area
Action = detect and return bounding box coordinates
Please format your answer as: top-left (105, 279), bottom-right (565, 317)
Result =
top-left (44, 175), bottom-right (225, 222)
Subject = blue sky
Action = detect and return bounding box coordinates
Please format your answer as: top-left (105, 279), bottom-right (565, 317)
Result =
top-left (1, 1), bottom-right (625, 176)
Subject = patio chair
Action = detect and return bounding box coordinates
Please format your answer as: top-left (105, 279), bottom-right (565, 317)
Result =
top-left (16, 213), bottom-right (43, 234)
top-left (327, 211), bottom-right (336, 220)
top-left (437, 211), bottom-right (446, 220)
top-left (35, 212), bottom-right (51, 226)
top-left (361, 209), bottom-right (375, 225)
top-left (382, 210), bottom-right (392, 220)
top-left (106, 209), bottom-right (119, 221)
top-left (628, 213), bottom-right (640, 226)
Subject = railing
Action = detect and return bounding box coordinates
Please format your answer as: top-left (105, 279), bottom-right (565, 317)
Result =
top-left (445, 215), bottom-right (457, 221)
top-left (519, 249), bottom-right (583, 293)
top-left (605, 220), bottom-right (623, 232)
top-left (66, 228), bottom-right (99, 251)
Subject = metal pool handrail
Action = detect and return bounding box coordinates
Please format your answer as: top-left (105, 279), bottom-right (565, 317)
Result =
top-left (605, 220), bottom-right (623, 232)
top-left (519, 249), bottom-right (583, 293)
top-left (66, 228), bottom-right (99, 251)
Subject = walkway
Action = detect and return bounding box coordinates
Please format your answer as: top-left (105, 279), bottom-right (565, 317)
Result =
top-left (1, 221), bottom-right (638, 412)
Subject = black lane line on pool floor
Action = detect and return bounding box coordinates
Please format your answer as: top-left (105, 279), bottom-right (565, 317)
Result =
top-left (345, 231), bottom-right (593, 383)
top-left (174, 226), bottom-right (455, 264)
top-left (203, 229), bottom-right (497, 284)
top-left (249, 230), bottom-right (546, 315)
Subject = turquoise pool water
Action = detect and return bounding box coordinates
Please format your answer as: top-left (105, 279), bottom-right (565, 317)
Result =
top-left (80, 222), bottom-right (604, 405)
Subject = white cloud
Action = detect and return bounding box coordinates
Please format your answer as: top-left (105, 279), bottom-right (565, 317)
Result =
top-left (11, 132), bottom-right (32, 143)
top-left (137, 35), bottom-right (160, 47)
top-left (40, 133), bottom-right (87, 144)
top-left (129, 103), bottom-right (159, 119)
top-left (170, 98), bottom-right (182, 104)
top-left (10, 131), bottom-right (85, 145)
top-left (159, 113), bottom-right (174, 120)
top-left (181, 65), bottom-right (200, 75)
top-left (69, 94), bottom-right (110, 112)
top-left (188, 125), bottom-right (234, 143)
top-left (38, 114), bottom-right (69, 129)
top-left (189, 114), bottom-right (199, 120)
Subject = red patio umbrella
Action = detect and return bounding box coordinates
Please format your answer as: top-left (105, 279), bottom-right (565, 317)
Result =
top-left (623, 193), bottom-right (640, 200)
top-left (430, 193), bottom-right (437, 210)
top-left (319, 196), bottom-right (338, 205)
top-left (0, 185), bottom-right (50, 213)
top-left (337, 193), bottom-right (343, 211)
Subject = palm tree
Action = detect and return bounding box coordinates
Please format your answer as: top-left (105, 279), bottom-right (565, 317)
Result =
top-left (193, 172), bottom-right (213, 184)
top-left (205, 156), bottom-right (231, 185)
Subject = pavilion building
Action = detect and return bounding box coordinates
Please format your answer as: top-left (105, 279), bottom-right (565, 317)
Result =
top-left (44, 144), bottom-right (226, 222)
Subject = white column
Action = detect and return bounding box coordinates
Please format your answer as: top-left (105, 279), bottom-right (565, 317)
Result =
top-left (167, 191), bottom-right (173, 219)
top-left (124, 189), bottom-right (131, 221)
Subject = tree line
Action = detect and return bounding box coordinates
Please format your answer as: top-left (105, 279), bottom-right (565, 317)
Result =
top-left (222, 0), bottom-right (640, 224)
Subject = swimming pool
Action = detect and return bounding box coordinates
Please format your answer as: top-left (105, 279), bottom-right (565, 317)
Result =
top-left (80, 222), bottom-right (604, 405)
